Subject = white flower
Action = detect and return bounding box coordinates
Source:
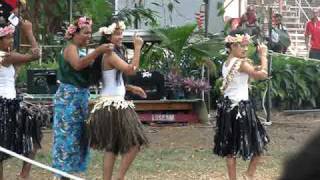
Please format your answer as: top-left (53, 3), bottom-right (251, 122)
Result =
top-left (0, 50), bottom-right (6, 63)
top-left (110, 23), bottom-right (117, 31)
top-left (99, 27), bottom-right (113, 35)
top-left (0, 51), bottom-right (6, 57)
top-left (99, 21), bottom-right (126, 35)
top-left (118, 21), bottom-right (126, 30)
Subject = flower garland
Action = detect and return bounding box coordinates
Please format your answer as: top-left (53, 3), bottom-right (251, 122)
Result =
top-left (220, 59), bottom-right (242, 94)
top-left (99, 21), bottom-right (126, 35)
top-left (0, 25), bottom-right (15, 37)
top-left (91, 96), bottom-right (135, 113)
top-left (220, 58), bottom-right (255, 94)
top-left (64, 16), bottom-right (93, 39)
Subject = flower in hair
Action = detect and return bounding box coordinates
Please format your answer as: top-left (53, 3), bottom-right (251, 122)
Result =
top-left (225, 34), bottom-right (251, 45)
top-left (78, 16), bottom-right (93, 28)
top-left (64, 16), bottom-right (93, 40)
top-left (0, 25), bottom-right (15, 37)
top-left (118, 21), bottom-right (126, 30)
top-left (99, 21), bottom-right (126, 35)
top-left (64, 24), bottom-right (77, 39)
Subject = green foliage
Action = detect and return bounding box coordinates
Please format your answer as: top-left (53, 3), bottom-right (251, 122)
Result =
top-left (217, 2), bottom-right (225, 16)
top-left (117, 6), bottom-right (159, 27)
top-left (76, 0), bottom-right (113, 30)
top-left (196, 38), bottom-right (320, 109)
top-left (153, 24), bottom-right (196, 63)
top-left (141, 24), bottom-right (221, 75)
top-left (253, 55), bottom-right (320, 109)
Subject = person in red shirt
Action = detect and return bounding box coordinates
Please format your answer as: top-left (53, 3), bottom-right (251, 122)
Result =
top-left (305, 8), bottom-right (320, 59)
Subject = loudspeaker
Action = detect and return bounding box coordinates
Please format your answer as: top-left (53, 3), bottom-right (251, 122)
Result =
top-left (126, 71), bottom-right (165, 100)
top-left (27, 69), bottom-right (58, 94)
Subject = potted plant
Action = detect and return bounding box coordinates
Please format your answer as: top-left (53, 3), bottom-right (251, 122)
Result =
top-left (165, 71), bottom-right (185, 99)
top-left (183, 76), bottom-right (211, 99)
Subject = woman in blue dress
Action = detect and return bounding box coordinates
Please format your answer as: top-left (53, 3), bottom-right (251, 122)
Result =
top-left (52, 16), bottom-right (113, 180)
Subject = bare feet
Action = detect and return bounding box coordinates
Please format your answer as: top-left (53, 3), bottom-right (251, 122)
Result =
top-left (242, 173), bottom-right (255, 180)
top-left (16, 174), bottom-right (29, 180)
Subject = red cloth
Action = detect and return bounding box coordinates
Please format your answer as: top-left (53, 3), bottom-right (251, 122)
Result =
top-left (3, 0), bottom-right (17, 9)
top-left (305, 20), bottom-right (320, 50)
top-left (247, 14), bottom-right (256, 25)
top-left (230, 18), bottom-right (241, 30)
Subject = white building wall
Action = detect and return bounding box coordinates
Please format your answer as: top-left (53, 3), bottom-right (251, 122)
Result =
top-left (116, 0), bottom-right (203, 28)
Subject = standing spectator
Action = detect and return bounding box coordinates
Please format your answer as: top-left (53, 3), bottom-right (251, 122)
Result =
top-left (239, 5), bottom-right (263, 43)
top-left (305, 8), bottom-right (320, 59)
top-left (269, 14), bottom-right (291, 53)
top-left (223, 0), bottom-right (247, 31)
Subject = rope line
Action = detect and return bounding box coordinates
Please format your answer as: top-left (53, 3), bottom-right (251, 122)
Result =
top-left (0, 146), bottom-right (84, 180)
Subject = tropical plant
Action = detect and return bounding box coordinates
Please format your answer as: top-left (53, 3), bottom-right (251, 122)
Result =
top-left (75, 0), bottom-right (113, 30)
top-left (252, 54), bottom-right (320, 109)
top-left (141, 24), bottom-right (224, 74)
top-left (117, 6), bottom-right (159, 27)
top-left (165, 71), bottom-right (184, 90)
top-left (183, 76), bottom-right (211, 94)
top-left (150, 0), bottom-right (180, 25)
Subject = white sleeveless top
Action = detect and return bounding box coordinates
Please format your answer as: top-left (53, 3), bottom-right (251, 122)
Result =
top-left (0, 65), bottom-right (16, 99)
top-left (100, 69), bottom-right (126, 97)
top-left (222, 57), bottom-right (249, 102)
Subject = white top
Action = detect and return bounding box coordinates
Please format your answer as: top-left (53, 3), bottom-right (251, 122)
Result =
top-left (100, 69), bottom-right (126, 98)
top-left (222, 57), bottom-right (249, 103)
top-left (0, 65), bottom-right (16, 99)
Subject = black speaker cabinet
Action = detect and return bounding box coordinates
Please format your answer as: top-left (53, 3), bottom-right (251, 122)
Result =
top-left (126, 71), bottom-right (165, 100)
top-left (27, 69), bottom-right (58, 94)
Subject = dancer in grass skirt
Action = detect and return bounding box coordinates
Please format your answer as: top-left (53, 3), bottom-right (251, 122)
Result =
top-left (0, 13), bottom-right (46, 179)
top-left (88, 19), bottom-right (148, 180)
top-left (213, 30), bottom-right (270, 180)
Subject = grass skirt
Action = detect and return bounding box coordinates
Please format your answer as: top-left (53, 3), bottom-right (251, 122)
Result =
top-left (0, 97), bottom-right (48, 161)
top-left (213, 97), bottom-right (270, 160)
top-left (88, 97), bottom-right (148, 154)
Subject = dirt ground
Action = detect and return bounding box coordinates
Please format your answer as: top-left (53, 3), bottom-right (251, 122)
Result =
top-left (3, 111), bottom-right (320, 180)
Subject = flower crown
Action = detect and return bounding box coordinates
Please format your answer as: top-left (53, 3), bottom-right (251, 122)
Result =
top-left (224, 34), bottom-right (251, 45)
top-left (0, 25), bottom-right (15, 37)
top-left (99, 21), bottom-right (126, 35)
top-left (65, 16), bottom-right (93, 39)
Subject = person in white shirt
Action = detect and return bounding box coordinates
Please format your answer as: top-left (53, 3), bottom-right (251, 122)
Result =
top-left (213, 30), bottom-right (270, 180)
top-left (88, 20), bottom-right (148, 180)
top-left (0, 19), bottom-right (41, 180)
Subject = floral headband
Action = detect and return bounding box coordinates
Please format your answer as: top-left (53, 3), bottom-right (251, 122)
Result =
top-left (224, 34), bottom-right (251, 45)
top-left (65, 16), bottom-right (93, 39)
top-left (0, 25), bottom-right (15, 37)
top-left (99, 21), bottom-right (126, 35)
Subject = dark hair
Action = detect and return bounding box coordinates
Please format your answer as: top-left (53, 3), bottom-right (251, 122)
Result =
top-left (90, 17), bottom-right (127, 86)
top-left (65, 16), bottom-right (92, 40)
top-left (274, 13), bottom-right (282, 19)
top-left (0, 22), bottom-right (7, 28)
top-left (0, 1), bottom-right (14, 23)
top-left (280, 130), bottom-right (320, 180)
